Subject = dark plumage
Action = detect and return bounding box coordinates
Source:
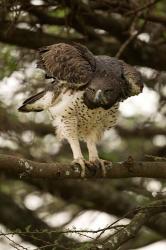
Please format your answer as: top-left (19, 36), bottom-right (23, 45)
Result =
top-left (36, 43), bottom-right (143, 110)
top-left (83, 73), bottom-right (122, 109)
top-left (83, 56), bottom-right (127, 109)
top-left (37, 43), bottom-right (96, 88)
top-left (18, 42), bottom-right (143, 177)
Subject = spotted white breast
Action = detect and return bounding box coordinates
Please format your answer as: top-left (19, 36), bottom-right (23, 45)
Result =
top-left (48, 90), bottom-right (119, 143)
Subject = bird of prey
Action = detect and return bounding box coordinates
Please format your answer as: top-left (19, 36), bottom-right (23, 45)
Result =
top-left (18, 43), bottom-right (143, 177)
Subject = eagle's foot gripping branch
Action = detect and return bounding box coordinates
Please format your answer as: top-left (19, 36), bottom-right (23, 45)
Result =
top-left (71, 158), bottom-right (111, 177)
top-left (88, 159), bottom-right (112, 177)
top-left (72, 158), bottom-right (88, 178)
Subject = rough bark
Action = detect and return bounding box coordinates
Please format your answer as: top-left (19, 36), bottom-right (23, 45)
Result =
top-left (0, 154), bottom-right (166, 179)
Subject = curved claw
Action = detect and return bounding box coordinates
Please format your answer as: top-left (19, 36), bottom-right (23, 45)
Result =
top-left (72, 158), bottom-right (88, 178)
top-left (90, 159), bottom-right (112, 177)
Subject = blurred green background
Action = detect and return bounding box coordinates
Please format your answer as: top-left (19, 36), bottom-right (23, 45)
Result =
top-left (0, 0), bottom-right (166, 249)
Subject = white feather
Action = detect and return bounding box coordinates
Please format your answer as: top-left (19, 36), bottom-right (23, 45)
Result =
top-left (48, 90), bottom-right (119, 142)
top-left (27, 91), bottom-right (54, 110)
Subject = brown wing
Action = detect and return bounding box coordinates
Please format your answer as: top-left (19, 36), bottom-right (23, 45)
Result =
top-left (37, 43), bottom-right (96, 88)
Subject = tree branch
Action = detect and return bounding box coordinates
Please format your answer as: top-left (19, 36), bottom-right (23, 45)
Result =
top-left (117, 125), bottom-right (166, 138)
top-left (61, 0), bottom-right (128, 40)
top-left (93, 199), bottom-right (166, 250)
top-left (141, 13), bottom-right (166, 26)
top-left (0, 192), bottom-right (75, 250)
top-left (0, 154), bottom-right (166, 179)
top-left (67, 198), bottom-right (166, 250)
top-left (1, 21), bottom-right (166, 70)
top-left (28, 178), bottom-right (166, 239)
top-left (0, 22), bottom-right (72, 49)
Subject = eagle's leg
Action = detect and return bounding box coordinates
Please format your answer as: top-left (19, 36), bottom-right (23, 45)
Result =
top-left (86, 140), bottom-right (107, 177)
top-left (86, 140), bottom-right (99, 162)
top-left (61, 116), bottom-right (87, 177)
top-left (67, 137), bottom-right (86, 177)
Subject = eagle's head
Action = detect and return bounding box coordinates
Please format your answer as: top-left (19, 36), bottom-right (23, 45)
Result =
top-left (83, 63), bottom-right (143, 109)
top-left (83, 74), bottom-right (122, 109)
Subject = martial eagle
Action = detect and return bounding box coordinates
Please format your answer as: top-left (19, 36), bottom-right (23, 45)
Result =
top-left (19, 43), bottom-right (143, 177)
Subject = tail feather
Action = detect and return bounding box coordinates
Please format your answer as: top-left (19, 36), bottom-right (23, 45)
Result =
top-left (18, 105), bottom-right (43, 112)
top-left (22, 91), bottom-right (45, 105)
top-left (18, 90), bottom-right (54, 112)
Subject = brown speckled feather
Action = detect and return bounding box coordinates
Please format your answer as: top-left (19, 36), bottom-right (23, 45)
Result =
top-left (37, 43), bottom-right (96, 88)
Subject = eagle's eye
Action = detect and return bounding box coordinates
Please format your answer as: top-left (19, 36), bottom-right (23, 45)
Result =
top-left (89, 88), bottom-right (95, 93)
top-left (104, 89), bottom-right (113, 96)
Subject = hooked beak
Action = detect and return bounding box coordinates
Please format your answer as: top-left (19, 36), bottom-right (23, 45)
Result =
top-left (94, 89), bottom-right (102, 102)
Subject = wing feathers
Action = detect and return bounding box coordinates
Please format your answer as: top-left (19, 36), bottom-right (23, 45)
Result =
top-left (22, 91), bottom-right (45, 105)
top-left (37, 43), bottom-right (96, 88)
top-left (18, 90), bottom-right (54, 112)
